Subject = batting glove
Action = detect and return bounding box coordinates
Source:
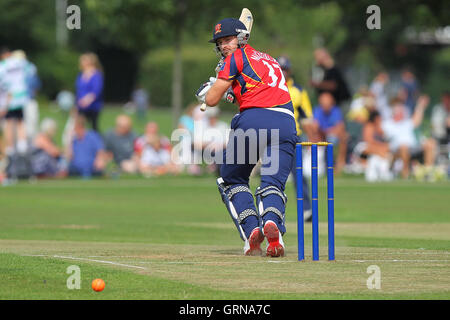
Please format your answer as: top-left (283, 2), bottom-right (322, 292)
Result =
top-left (195, 77), bottom-right (216, 103)
top-left (223, 88), bottom-right (236, 104)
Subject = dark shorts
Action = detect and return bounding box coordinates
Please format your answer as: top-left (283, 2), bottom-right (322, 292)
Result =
top-left (220, 107), bottom-right (297, 191)
top-left (5, 109), bottom-right (24, 120)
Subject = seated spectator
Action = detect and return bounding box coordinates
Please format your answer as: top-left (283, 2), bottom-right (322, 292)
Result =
top-left (31, 118), bottom-right (67, 178)
top-left (362, 111), bottom-right (390, 158)
top-left (139, 133), bottom-right (181, 177)
top-left (347, 86), bottom-right (377, 124)
top-left (346, 87), bottom-right (377, 167)
top-left (358, 110), bottom-right (392, 182)
top-left (66, 115), bottom-right (106, 178)
top-left (312, 92), bottom-right (348, 173)
top-left (135, 121), bottom-right (171, 155)
top-left (176, 103), bottom-right (203, 175)
top-left (203, 107), bottom-right (229, 174)
top-left (382, 95), bottom-right (437, 179)
top-left (400, 67), bottom-right (419, 116)
top-left (134, 121), bottom-right (176, 176)
top-left (369, 71), bottom-right (392, 120)
top-left (431, 91), bottom-right (450, 146)
top-left (104, 114), bottom-right (137, 173)
top-left (178, 102), bottom-right (197, 134)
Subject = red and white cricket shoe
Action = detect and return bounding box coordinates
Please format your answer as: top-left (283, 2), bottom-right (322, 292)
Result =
top-left (243, 227), bottom-right (264, 256)
top-left (263, 220), bottom-right (285, 257)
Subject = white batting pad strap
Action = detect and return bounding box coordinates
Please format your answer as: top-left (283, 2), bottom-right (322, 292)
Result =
top-left (227, 185), bottom-right (252, 201)
top-left (237, 209), bottom-right (258, 224)
top-left (255, 186), bottom-right (287, 204)
top-left (261, 207), bottom-right (284, 221)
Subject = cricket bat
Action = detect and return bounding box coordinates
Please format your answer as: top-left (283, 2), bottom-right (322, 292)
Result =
top-left (200, 8), bottom-right (253, 111)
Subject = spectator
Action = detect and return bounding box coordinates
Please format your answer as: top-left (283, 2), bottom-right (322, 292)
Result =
top-left (131, 85), bottom-right (149, 120)
top-left (347, 86), bottom-right (377, 124)
top-left (382, 95), bottom-right (437, 179)
top-left (135, 121), bottom-right (171, 156)
top-left (431, 91), bottom-right (450, 146)
top-left (104, 114), bottom-right (137, 173)
top-left (11, 50), bottom-right (41, 140)
top-left (179, 104), bottom-right (208, 175)
top-left (203, 106), bottom-right (228, 174)
top-left (66, 115), bottom-right (106, 178)
top-left (31, 118), bottom-right (66, 178)
top-left (177, 103), bottom-right (200, 174)
top-left (310, 48), bottom-right (351, 108)
top-left (75, 52), bottom-right (104, 132)
top-left (400, 67), bottom-right (419, 116)
top-left (178, 102), bottom-right (198, 134)
top-left (312, 92), bottom-right (348, 174)
top-left (362, 110), bottom-right (391, 158)
top-left (345, 87), bottom-right (377, 166)
top-left (138, 133), bottom-right (181, 177)
top-left (359, 110), bottom-right (393, 182)
top-left (0, 47), bottom-right (31, 157)
top-left (369, 71), bottom-right (391, 120)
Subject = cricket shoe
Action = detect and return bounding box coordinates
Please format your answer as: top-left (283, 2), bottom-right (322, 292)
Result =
top-left (243, 227), bottom-right (264, 256)
top-left (263, 220), bottom-right (285, 257)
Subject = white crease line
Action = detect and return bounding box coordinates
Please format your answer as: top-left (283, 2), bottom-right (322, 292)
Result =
top-left (336, 252), bottom-right (450, 255)
top-left (52, 255), bottom-right (147, 270)
top-left (352, 260), bottom-right (450, 263)
top-left (20, 254), bottom-right (450, 266)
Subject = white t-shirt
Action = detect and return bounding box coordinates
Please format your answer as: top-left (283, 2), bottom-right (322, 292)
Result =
top-left (382, 119), bottom-right (417, 151)
top-left (370, 81), bottom-right (392, 120)
top-left (0, 56), bottom-right (31, 110)
top-left (431, 103), bottom-right (449, 140)
top-left (140, 146), bottom-right (171, 167)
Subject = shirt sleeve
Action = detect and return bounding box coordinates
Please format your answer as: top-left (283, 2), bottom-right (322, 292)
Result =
top-left (90, 72), bottom-right (104, 97)
top-left (217, 50), bottom-right (243, 81)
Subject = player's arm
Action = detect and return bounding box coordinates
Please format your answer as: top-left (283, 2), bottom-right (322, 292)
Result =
top-left (205, 78), bottom-right (232, 107)
top-left (412, 94), bottom-right (429, 128)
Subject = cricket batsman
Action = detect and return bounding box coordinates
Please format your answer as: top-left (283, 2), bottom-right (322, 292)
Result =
top-left (196, 17), bottom-right (297, 257)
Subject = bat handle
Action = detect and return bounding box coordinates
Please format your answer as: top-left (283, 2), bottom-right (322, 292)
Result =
top-left (200, 103), bottom-right (207, 111)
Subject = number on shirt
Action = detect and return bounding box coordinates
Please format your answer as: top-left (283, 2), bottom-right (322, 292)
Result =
top-left (262, 60), bottom-right (289, 93)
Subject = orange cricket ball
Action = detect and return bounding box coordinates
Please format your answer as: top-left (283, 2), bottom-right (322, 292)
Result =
top-left (91, 278), bottom-right (105, 292)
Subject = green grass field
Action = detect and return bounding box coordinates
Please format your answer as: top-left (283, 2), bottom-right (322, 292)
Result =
top-left (0, 175), bottom-right (449, 300)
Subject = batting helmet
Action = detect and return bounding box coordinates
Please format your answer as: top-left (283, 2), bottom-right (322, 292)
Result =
top-left (209, 18), bottom-right (248, 44)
